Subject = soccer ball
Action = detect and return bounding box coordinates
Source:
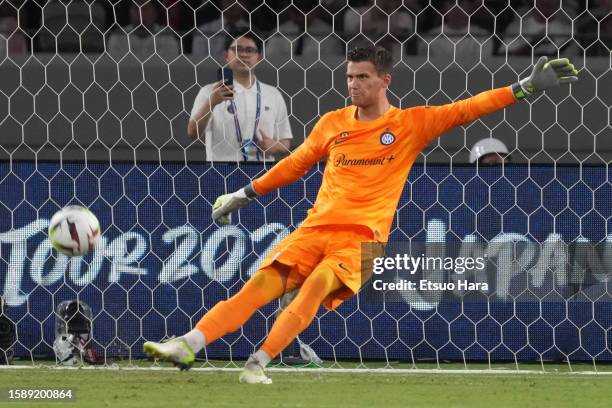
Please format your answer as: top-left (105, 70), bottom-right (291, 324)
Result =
top-left (48, 206), bottom-right (101, 256)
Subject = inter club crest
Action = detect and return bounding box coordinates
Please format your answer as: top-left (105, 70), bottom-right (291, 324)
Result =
top-left (380, 129), bottom-right (396, 145)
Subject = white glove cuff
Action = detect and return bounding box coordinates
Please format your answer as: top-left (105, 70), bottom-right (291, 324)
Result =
top-left (242, 183), bottom-right (258, 199)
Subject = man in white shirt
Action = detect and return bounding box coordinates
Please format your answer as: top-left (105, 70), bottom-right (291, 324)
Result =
top-left (188, 31), bottom-right (293, 162)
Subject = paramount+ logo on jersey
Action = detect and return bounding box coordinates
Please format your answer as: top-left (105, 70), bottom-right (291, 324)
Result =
top-left (333, 153), bottom-right (396, 167)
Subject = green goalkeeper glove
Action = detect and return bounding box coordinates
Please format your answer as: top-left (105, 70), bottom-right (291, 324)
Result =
top-left (211, 184), bottom-right (258, 224)
top-left (512, 56), bottom-right (578, 99)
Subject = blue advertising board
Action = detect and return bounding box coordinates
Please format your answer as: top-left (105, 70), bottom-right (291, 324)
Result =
top-left (1, 162), bottom-right (611, 362)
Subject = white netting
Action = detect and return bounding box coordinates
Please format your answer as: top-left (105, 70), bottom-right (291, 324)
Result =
top-left (0, 0), bottom-right (610, 371)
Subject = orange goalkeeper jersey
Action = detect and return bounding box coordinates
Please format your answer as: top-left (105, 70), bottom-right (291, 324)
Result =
top-left (253, 86), bottom-right (517, 241)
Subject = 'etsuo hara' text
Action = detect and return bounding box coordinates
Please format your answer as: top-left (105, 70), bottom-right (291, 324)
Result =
top-left (372, 279), bottom-right (489, 292)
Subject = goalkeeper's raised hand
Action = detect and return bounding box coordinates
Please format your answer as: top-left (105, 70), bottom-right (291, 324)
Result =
top-left (211, 184), bottom-right (258, 224)
top-left (513, 56), bottom-right (578, 99)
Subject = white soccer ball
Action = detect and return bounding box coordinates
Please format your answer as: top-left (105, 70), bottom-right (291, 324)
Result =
top-left (48, 206), bottom-right (101, 256)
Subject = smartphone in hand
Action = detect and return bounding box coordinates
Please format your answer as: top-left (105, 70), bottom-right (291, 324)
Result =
top-left (217, 67), bottom-right (233, 86)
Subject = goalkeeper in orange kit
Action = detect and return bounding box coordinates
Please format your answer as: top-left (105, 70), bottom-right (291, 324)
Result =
top-left (144, 46), bottom-right (578, 384)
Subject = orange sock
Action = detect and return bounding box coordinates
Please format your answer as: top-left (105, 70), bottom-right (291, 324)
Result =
top-left (261, 266), bottom-right (342, 359)
top-left (195, 265), bottom-right (288, 344)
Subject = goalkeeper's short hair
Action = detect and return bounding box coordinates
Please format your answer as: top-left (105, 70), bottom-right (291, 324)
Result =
top-left (347, 46), bottom-right (393, 74)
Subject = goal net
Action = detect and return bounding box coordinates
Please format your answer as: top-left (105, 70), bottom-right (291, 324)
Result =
top-left (0, 0), bottom-right (610, 371)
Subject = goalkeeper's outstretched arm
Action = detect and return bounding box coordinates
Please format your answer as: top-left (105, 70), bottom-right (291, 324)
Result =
top-left (212, 132), bottom-right (326, 224)
top-left (413, 56), bottom-right (578, 146)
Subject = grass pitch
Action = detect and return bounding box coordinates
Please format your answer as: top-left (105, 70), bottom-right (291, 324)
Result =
top-left (1, 366), bottom-right (612, 408)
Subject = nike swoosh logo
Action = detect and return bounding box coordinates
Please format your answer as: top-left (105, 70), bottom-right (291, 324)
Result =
top-left (338, 263), bottom-right (351, 273)
top-left (334, 139), bottom-right (349, 145)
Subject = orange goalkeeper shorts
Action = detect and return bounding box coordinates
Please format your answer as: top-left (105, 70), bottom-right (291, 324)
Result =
top-left (258, 224), bottom-right (384, 310)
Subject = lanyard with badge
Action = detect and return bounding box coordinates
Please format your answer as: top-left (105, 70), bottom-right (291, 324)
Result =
top-left (230, 81), bottom-right (261, 161)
